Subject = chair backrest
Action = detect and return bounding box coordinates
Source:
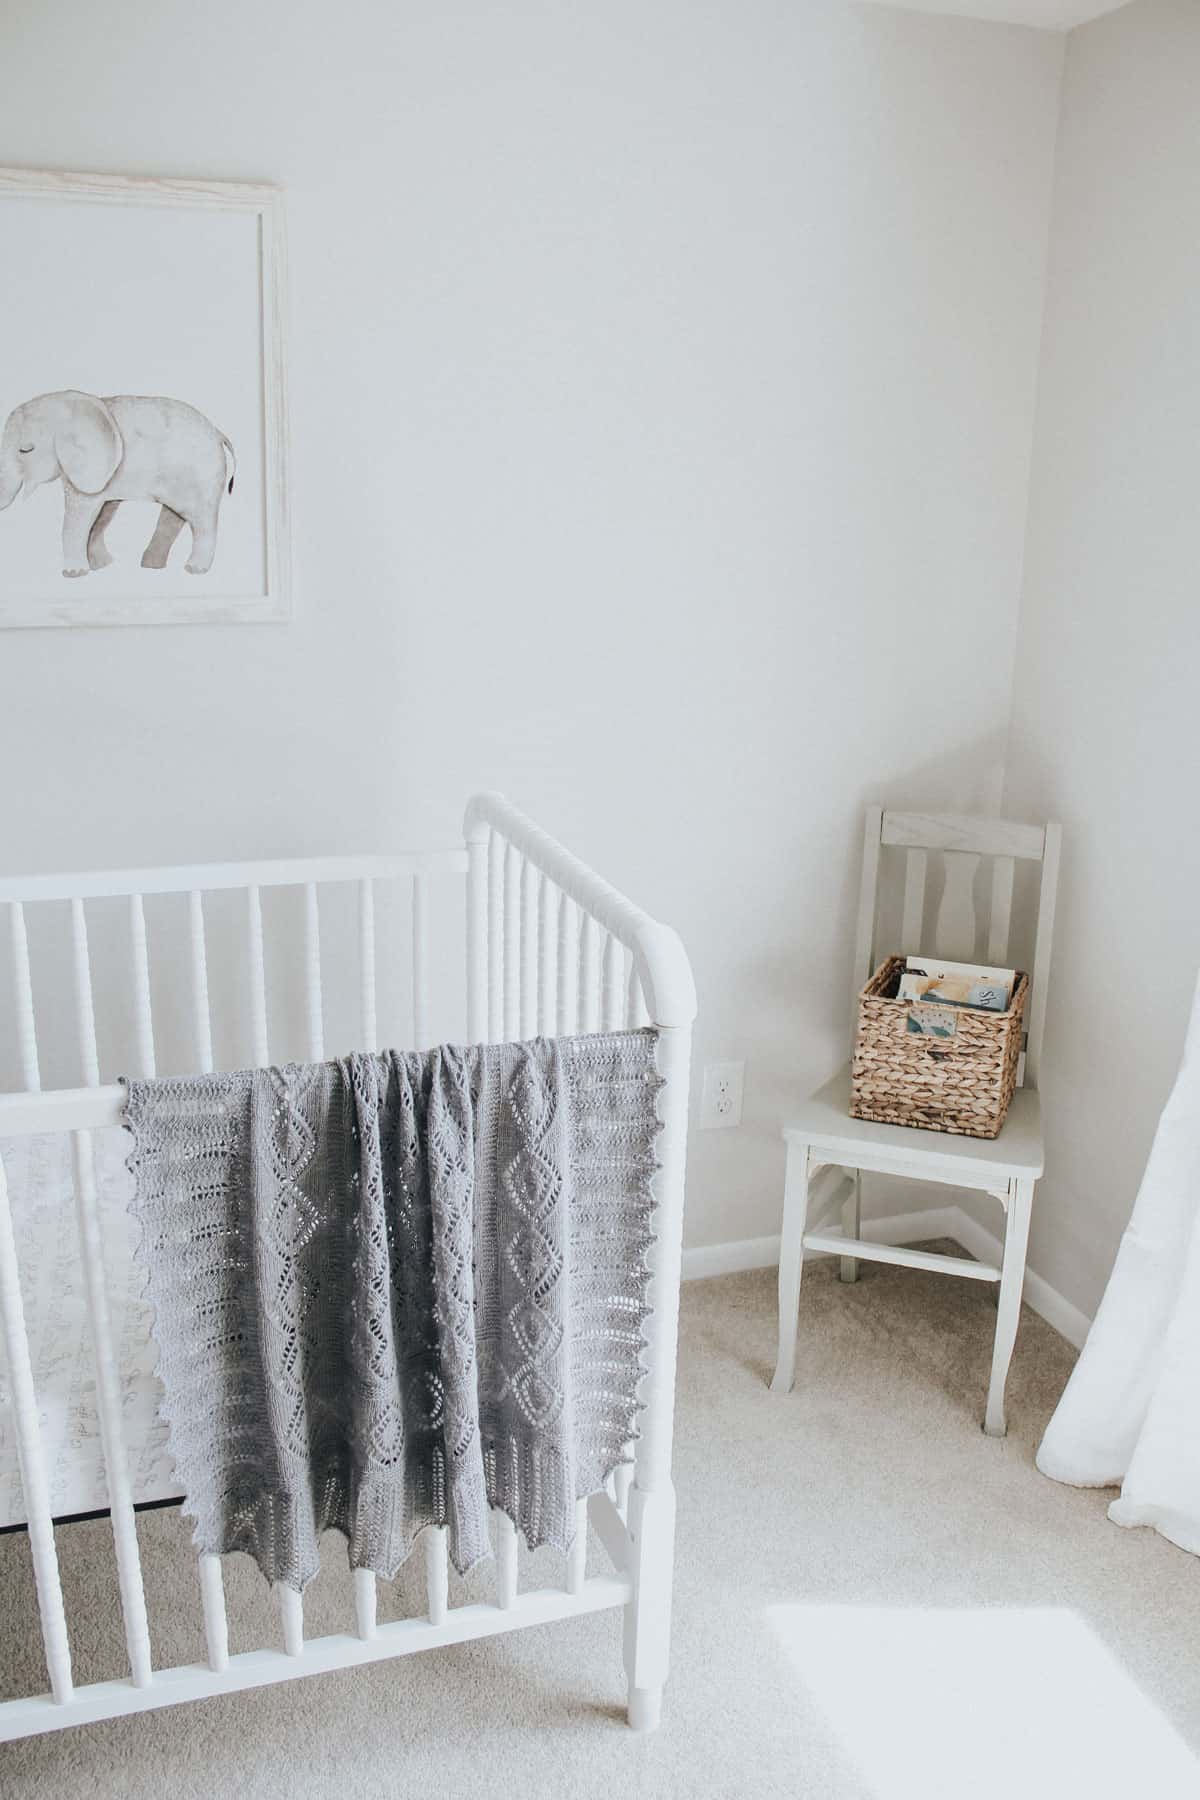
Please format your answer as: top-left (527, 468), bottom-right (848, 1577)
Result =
top-left (852, 809), bottom-right (1062, 1091)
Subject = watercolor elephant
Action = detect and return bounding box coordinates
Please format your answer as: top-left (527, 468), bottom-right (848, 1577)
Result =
top-left (0, 390), bottom-right (236, 578)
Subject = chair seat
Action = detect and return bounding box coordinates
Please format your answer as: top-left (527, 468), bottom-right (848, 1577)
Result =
top-left (783, 1066), bottom-right (1044, 1188)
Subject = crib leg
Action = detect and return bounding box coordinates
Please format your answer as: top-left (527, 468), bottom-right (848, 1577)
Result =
top-left (623, 1480), bottom-right (676, 1732)
top-left (627, 1685), bottom-right (663, 1732)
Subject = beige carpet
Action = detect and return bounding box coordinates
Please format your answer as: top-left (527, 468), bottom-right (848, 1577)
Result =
top-left (2, 1247), bottom-right (1198, 1798)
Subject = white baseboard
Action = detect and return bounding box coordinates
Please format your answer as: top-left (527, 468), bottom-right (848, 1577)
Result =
top-left (946, 1207), bottom-right (1091, 1350)
top-left (681, 1205), bottom-right (1092, 1350)
top-left (680, 1234), bottom-right (782, 1282)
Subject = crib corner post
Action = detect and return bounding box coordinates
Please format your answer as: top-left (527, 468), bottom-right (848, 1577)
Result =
top-left (624, 1010), bottom-right (692, 1733)
top-left (623, 1477), bottom-right (677, 1732)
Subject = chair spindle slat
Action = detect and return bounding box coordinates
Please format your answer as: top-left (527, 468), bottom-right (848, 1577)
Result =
top-left (899, 850), bottom-right (927, 956)
top-left (988, 855), bottom-right (1015, 966)
top-left (935, 851), bottom-right (980, 961)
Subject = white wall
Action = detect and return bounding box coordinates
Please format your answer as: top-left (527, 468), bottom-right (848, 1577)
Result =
top-left (1003, 0), bottom-right (1200, 1317)
top-left (0, 1), bottom-right (1063, 1250)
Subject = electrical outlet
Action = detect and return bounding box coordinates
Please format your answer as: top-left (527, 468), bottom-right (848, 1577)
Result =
top-left (700, 1060), bottom-right (744, 1130)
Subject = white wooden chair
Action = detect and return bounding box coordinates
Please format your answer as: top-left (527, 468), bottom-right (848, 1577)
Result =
top-left (772, 808), bottom-right (1062, 1436)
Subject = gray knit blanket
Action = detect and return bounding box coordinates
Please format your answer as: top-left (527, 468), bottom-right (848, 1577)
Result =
top-left (123, 1030), bottom-right (661, 1593)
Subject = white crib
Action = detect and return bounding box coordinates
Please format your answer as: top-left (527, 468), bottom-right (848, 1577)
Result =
top-left (0, 792), bottom-right (695, 1742)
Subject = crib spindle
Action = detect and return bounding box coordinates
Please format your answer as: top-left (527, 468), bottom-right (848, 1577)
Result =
top-left (188, 891), bottom-right (214, 1074)
top-left (503, 843), bottom-right (521, 1041)
top-left (246, 885), bottom-right (269, 1065)
top-left (359, 878), bottom-right (378, 1052)
top-left (556, 896), bottom-right (579, 1036)
top-left (71, 1128), bottom-right (152, 1688)
top-left (536, 877), bottom-right (556, 1036)
top-left (566, 1497), bottom-right (588, 1597)
top-left (0, 1153), bottom-right (72, 1703)
top-left (487, 832), bottom-right (504, 1043)
top-left (129, 894), bottom-right (156, 1078)
top-left (279, 1585), bottom-right (304, 1658)
top-left (614, 1462), bottom-right (633, 1518)
top-left (625, 961), bottom-right (649, 1030)
top-left (519, 859), bottom-right (538, 1039)
top-left (602, 935), bottom-right (623, 1031)
top-left (424, 1525), bottom-right (449, 1626)
top-left (10, 903), bottom-right (41, 1092)
top-left (578, 915), bottom-right (600, 1034)
top-left (353, 1567), bottom-right (377, 1641)
top-left (70, 899), bottom-right (100, 1087)
top-left (198, 1553), bottom-right (229, 1673)
top-left (412, 872), bottom-right (429, 1050)
top-left (303, 883), bottom-right (324, 1061)
top-left (466, 832), bottom-right (488, 1044)
top-left (494, 1512), bottom-right (518, 1610)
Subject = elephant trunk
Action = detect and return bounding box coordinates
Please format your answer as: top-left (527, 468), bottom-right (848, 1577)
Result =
top-left (0, 464), bottom-right (21, 512)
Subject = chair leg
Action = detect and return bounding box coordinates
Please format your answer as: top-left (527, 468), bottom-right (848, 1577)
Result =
top-left (771, 1140), bottom-right (811, 1394)
top-left (984, 1177), bottom-right (1035, 1438)
top-left (840, 1169), bottom-right (862, 1284)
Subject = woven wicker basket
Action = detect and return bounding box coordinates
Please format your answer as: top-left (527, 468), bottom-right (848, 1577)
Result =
top-left (850, 955), bottom-right (1028, 1139)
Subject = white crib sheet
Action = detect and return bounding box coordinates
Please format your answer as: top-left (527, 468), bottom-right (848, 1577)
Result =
top-left (0, 1128), bottom-right (179, 1530)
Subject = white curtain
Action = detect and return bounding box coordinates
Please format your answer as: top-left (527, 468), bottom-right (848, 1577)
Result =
top-left (1037, 971), bottom-right (1200, 1556)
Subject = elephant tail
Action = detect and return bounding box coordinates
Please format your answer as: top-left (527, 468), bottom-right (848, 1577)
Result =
top-left (220, 433), bottom-right (236, 494)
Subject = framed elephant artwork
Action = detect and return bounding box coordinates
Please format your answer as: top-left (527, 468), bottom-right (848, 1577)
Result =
top-left (0, 167), bottom-right (289, 627)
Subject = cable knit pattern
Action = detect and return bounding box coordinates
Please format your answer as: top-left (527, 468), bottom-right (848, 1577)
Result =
top-left (122, 1031), bottom-right (661, 1594)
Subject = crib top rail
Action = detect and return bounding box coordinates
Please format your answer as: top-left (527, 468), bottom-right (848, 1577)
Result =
top-left (0, 848), bottom-right (467, 905)
top-left (1, 794), bottom-right (696, 1136)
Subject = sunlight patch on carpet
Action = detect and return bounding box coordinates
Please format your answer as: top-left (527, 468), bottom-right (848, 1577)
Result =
top-left (767, 1603), bottom-right (1198, 1799)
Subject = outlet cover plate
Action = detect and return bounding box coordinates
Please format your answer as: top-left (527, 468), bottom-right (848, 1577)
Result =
top-left (700, 1060), bottom-right (744, 1130)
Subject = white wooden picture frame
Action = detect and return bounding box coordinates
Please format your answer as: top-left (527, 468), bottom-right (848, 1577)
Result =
top-left (0, 168), bottom-right (289, 628)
